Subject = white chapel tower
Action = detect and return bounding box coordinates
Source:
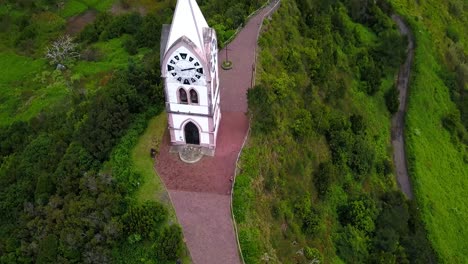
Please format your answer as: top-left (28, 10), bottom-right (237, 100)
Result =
top-left (160, 0), bottom-right (221, 156)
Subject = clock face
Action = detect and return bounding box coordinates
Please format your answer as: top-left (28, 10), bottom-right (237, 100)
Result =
top-left (166, 51), bottom-right (204, 85)
top-left (210, 39), bottom-right (217, 73)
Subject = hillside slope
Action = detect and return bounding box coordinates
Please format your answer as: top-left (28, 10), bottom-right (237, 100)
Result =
top-left (234, 0), bottom-right (435, 262)
top-left (389, 0), bottom-right (468, 262)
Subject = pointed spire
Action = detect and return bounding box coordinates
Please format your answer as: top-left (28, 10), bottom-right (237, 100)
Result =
top-left (165, 0), bottom-right (209, 54)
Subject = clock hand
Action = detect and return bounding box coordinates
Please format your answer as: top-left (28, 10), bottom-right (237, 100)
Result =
top-left (181, 67), bottom-right (196, 71)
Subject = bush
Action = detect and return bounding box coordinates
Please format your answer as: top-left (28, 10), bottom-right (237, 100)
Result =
top-left (339, 198), bottom-right (377, 233)
top-left (314, 162), bottom-right (336, 198)
top-left (239, 228), bottom-right (261, 263)
top-left (81, 47), bottom-right (102, 61)
top-left (123, 37), bottom-right (138, 55)
top-left (350, 114), bottom-right (365, 134)
top-left (385, 85), bottom-right (399, 114)
top-left (248, 85), bottom-right (277, 134)
top-left (123, 201), bottom-right (168, 238)
top-left (335, 225), bottom-right (369, 263)
top-left (446, 25), bottom-right (460, 42)
top-left (154, 225), bottom-right (183, 261)
top-left (291, 109), bottom-right (312, 140)
top-left (304, 247), bottom-right (323, 262)
top-left (348, 136), bottom-right (375, 178)
top-left (36, 234), bottom-right (58, 264)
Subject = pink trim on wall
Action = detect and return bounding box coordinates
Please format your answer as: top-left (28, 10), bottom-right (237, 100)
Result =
top-left (168, 113), bottom-right (177, 143)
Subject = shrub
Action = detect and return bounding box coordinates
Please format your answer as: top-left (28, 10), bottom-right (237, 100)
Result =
top-left (248, 85), bottom-right (277, 133)
top-left (36, 234), bottom-right (58, 264)
top-left (123, 201), bottom-right (168, 238)
top-left (385, 85), bottom-right (399, 114)
top-left (239, 228), bottom-right (261, 263)
top-left (446, 25), bottom-right (460, 42)
top-left (81, 47), bottom-right (102, 61)
top-left (348, 136), bottom-right (375, 178)
top-left (314, 162), bottom-right (336, 198)
top-left (291, 109), bottom-right (312, 140)
top-left (350, 114), bottom-right (365, 134)
top-left (335, 225), bottom-right (369, 263)
top-left (123, 37), bottom-right (138, 55)
top-left (339, 198), bottom-right (378, 234)
top-left (154, 225), bottom-right (183, 261)
top-left (304, 247), bottom-right (323, 262)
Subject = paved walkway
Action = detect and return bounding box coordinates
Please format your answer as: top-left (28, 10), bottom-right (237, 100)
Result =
top-left (391, 15), bottom-right (415, 199)
top-left (155, 2), bottom-right (280, 263)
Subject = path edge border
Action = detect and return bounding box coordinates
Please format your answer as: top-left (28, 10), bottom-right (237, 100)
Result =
top-left (228, 1), bottom-right (281, 263)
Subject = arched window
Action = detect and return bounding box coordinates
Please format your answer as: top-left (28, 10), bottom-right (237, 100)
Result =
top-left (179, 88), bottom-right (188, 104)
top-left (190, 89), bottom-right (199, 104)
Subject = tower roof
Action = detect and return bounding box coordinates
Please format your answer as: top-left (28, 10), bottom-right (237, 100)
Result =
top-left (165, 0), bottom-right (209, 54)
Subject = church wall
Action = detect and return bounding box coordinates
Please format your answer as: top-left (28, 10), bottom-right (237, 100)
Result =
top-left (166, 83), bottom-right (209, 105)
top-left (168, 104), bottom-right (209, 115)
top-left (170, 113), bottom-right (212, 146)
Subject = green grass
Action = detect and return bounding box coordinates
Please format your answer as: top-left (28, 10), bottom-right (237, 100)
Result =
top-left (389, 0), bottom-right (468, 262)
top-left (60, 0), bottom-right (89, 18)
top-left (0, 51), bottom-right (45, 84)
top-left (0, 36), bottom-right (129, 127)
top-left (74, 37), bottom-right (129, 76)
top-left (405, 30), bottom-right (467, 262)
top-left (133, 114), bottom-right (169, 205)
top-left (124, 113), bottom-right (191, 263)
top-left (60, 0), bottom-right (116, 18)
top-left (0, 51), bottom-right (47, 125)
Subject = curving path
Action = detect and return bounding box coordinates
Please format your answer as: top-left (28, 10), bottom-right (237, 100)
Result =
top-left (391, 15), bottom-right (415, 199)
top-left (155, 2), bottom-right (280, 263)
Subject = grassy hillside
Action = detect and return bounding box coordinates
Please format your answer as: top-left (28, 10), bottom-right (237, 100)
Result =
top-left (234, 0), bottom-right (435, 262)
top-left (389, 0), bottom-right (468, 262)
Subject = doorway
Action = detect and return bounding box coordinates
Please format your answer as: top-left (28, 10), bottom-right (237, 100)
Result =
top-left (184, 121), bottom-right (200, 145)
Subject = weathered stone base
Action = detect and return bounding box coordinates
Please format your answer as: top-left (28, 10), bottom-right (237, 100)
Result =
top-left (170, 145), bottom-right (215, 163)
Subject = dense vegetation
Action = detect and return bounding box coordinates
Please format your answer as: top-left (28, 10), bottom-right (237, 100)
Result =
top-left (234, 0), bottom-right (437, 262)
top-left (388, 0), bottom-right (468, 262)
top-left (0, 0), bottom-right (266, 263)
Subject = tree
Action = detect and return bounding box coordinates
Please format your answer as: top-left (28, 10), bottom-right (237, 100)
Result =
top-left (45, 35), bottom-right (80, 67)
top-left (339, 198), bottom-right (378, 234)
top-left (154, 225), bottom-right (183, 261)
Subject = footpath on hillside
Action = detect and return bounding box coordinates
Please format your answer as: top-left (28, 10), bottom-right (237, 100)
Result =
top-left (391, 15), bottom-right (415, 199)
top-left (155, 1), bottom-right (280, 263)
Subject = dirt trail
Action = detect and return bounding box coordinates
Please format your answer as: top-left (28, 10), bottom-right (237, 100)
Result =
top-left (155, 2), bottom-right (281, 263)
top-left (66, 10), bottom-right (97, 35)
top-left (391, 15), bottom-right (415, 199)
